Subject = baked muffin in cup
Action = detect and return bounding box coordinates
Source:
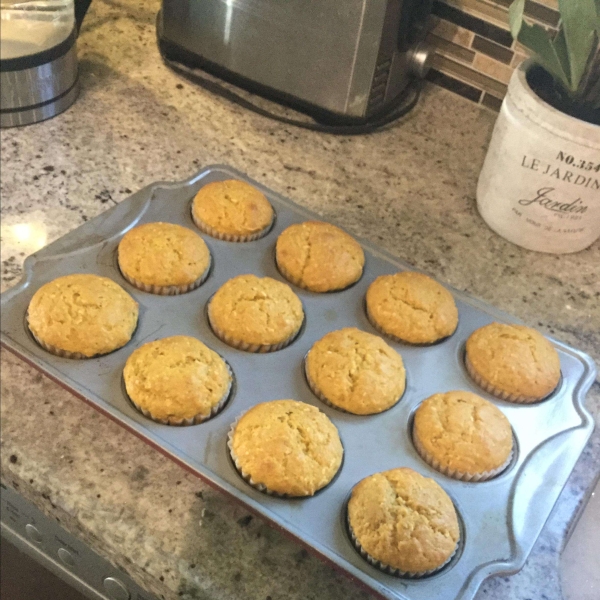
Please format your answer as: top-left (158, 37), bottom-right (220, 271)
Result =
top-left (366, 272), bottom-right (458, 344)
top-left (347, 468), bottom-right (460, 577)
top-left (465, 323), bottom-right (561, 403)
top-left (192, 180), bottom-right (274, 242)
top-left (305, 327), bottom-right (405, 414)
top-left (413, 391), bottom-right (513, 481)
top-left (123, 335), bottom-right (232, 425)
top-left (118, 222), bottom-right (211, 295)
top-left (276, 221), bottom-right (365, 292)
top-left (208, 274), bottom-right (304, 352)
top-left (228, 399), bottom-right (343, 497)
top-left (27, 274), bottom-right (138, 359)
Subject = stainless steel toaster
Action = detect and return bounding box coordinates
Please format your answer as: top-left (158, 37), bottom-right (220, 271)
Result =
top-left (157, 0), bottom-right (433, 122)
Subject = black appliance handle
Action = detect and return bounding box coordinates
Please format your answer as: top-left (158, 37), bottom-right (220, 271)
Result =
top-left (75, 0), bottom-right (93, 34)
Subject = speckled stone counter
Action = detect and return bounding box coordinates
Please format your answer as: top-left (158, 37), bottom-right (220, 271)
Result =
top-left (1, 2), bottom-right (599, 600)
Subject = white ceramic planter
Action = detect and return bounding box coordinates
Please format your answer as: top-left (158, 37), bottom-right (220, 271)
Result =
top-left (477, 60), bottom-right (600, 254)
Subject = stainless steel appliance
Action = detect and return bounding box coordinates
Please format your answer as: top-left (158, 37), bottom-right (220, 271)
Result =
top-left (0, 0), bottom-right (91, 128)
top-left (0, 483), bottom-right (156, 600)
top-left (158, 0), bottom-right (433, 123)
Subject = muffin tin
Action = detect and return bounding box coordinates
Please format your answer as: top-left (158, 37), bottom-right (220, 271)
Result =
top-left (0, 164), bottom-right (596, 600)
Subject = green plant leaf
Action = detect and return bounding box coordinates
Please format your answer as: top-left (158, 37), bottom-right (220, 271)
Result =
top-left (558, 0), bottom-right (598, 90)
top-left (552, 29), bottom-right (572, 84)
top-left (508, 0), bottom-right (526, 38)
top-left (518, 21), bottom-right (572, 90)
top-left (580, 45), bottom-right (600, 108)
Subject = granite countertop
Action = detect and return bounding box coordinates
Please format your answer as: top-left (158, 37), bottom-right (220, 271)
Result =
top-left (1, 2), bottom-right (599, 600)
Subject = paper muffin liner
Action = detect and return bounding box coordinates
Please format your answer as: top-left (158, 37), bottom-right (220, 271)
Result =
top-left (347, 512), bottom-right (459, 578)
top-left (128, 362), bottom-right (233, 426)
top-left (227, 410), bottom-right (342, 498)
top-left (305, 364), bottom-right (350, 413)
top-left (192, 209), bottom-right (274, 242)
top-left (227, 414), bottom-right (295, 498)
top-left (207, 302), bottom-right (302, 353)
top-left (276, 258), bottom-right (314, 291)
top-left (119, 254), bottom-right (211, 296)
top-left (276, 255), bottom-right (360, 294)
top-left (465, 354), bottom-right (552, 404)
top-left (304, 360), bottom-right (402, 415)
top-left (412, 427), bottom-right (513, 482)
top-left (30, 330), bottom-right (90, 359)
top-left (366, 303), bottom-right (455, 346)
top-left (27, 314), bottom-right (120, 359)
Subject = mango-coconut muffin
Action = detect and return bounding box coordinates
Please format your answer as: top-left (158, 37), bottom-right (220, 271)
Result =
top-left (276, 221), bottom-right (365, 292)
top-left (348, 467), bottom-right (460, 576)
top-left (465, 322), bottom-right (561, 403)
top-left (192, 180), bottom-right (274, 242)
top-left (228, 399), bottom-right (343, 496)
top-left (305, 327), bottom-right (405, 414)
top-left (118, 222), bottom-right (211, 295)
top-left (366, 271), bottom-right (458, 345)
top-left (208, 274), bottom-right (304, 352)
top-left (123, 335), bottom-right (232, 425)
top-left (27, 274), bottom-right (138, 358)
top-left (413, 391), bottom-right (513, 481)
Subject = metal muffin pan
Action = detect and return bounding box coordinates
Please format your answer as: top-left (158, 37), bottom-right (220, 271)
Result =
top-left (1, 165), bottom-right (596, 600)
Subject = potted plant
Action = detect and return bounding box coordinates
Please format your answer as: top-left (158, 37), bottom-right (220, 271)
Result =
top-left (477, 0), bottom-right (600, 254)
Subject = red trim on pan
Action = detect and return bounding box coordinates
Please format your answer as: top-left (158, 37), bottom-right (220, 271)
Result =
top-left (1, 342), bottom-right (390, 600)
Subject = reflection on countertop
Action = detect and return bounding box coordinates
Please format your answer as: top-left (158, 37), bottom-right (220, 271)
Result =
top-left (1, 221), bottom-right (48, 256)
top-left (1, 1), bottom-right (598, 600)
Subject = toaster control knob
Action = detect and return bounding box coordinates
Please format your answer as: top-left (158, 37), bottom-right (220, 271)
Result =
top-left (408, 42), bottom-right (433, 79)
top-left (58, 548), bottom-right (76, 568)
top-left (25, 524), bottom-right (43, 544)
top-left (103, 577), bottom-right (130, 600)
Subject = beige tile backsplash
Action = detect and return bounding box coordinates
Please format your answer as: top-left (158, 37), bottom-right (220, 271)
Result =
top-left (430, 16), bottom-right (475, 47)
top-left (472, 53), bottom-right (513, 84)
top-left (427, 0), bottom-right (560, 110)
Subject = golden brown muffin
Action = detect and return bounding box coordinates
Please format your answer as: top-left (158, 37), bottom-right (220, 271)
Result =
top-left (465, 323), bottom-right (561, 403)
top-left (123, 335), bottom-right (231, 425)
top-left (118, 222), bottom-right (211, 295)
top-left (305, 328), bottom-right (405, 414)
top-left (366, 272), bottom-right (458, 344)
top-left (208, 274), bottom-right (304, 352)
top-left (228, 399), bottom-right (343, 496)
top-left (27, 274), bottom-right (138, 358)
top-left (192, 180), bottom-right (274, 242)
top-left (413, 391), bottom-right (513, 481)
top-left (276, 221), bottom-right (365, 292)
top-left (348, 468), bottom-right (460, 575)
